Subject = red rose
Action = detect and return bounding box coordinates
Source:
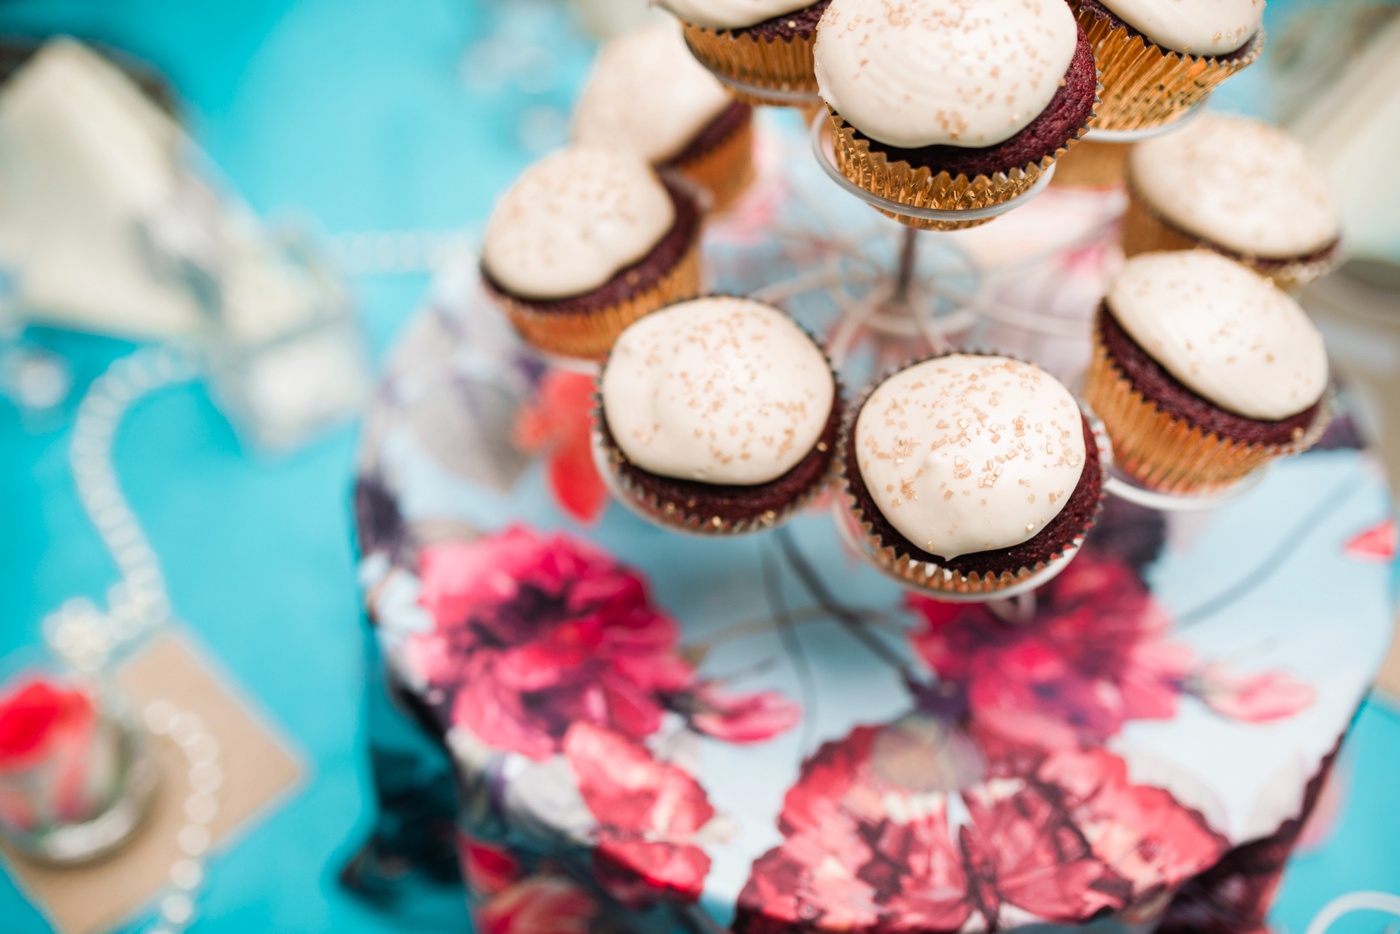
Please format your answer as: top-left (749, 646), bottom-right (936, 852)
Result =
top-left (0, 679), bottom-right (94, 772)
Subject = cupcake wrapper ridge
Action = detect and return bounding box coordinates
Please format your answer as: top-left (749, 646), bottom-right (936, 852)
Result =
top-left (681, 23), bottom-right (819, 107)
top-left (826, 80), bottom-right (1098, 231)
top-left (1083, 327), bottom-right (1333, 493)
top-left (1071, 1), bottom-right (1263, 132)
top-left (495, 239), bottom-right (703, 361)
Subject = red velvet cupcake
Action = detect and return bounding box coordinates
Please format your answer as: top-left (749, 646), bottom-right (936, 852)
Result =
top-left (815, 0), bottom-right (1097, 229)
top-left (1123, 114), bottom-right (1343, 291)
top-left (840, 354), bottom-right (1106, 596)
top-left (481, 145), bottom-right (703, 361)
top-left (1068, 0), bottom-right (1263, 132)
top-left (1084, 251), bottom-right (1332, 493)
top-left (596, 297), bottom-right (840, 534)
top-left (656, 1), bottom-right (829, 106)
top-left (573, 20), bottom-right (756, 211)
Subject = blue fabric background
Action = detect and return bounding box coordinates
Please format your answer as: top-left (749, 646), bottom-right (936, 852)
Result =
top-left (0, 1), bottom-right (1395, 932)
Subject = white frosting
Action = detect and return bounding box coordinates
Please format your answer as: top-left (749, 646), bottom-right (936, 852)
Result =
top-left (574, 20), bottom-right (734, 164)
top-left (1108, 251), bottom-right (1329, 420)
top-left (1129, 114), bottom-right (1340, 259)
top-left (601, 298), bottom-right (835, 485)
top-left (1098, 0), bottom-right (1263, 56)
top-left (855, 355), bottom-right (1087, 559)
top-left (482, 145), bottom-right (675, 300)
top-left (814, 0), bottom-right (1079, 149)
top-left (656, 0), bottom-right (815, 31)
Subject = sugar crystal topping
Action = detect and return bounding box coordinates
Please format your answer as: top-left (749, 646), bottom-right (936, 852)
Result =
top-left (601, 298), bottom-right (836, 486)
top-left (855, 354), bottom-right (1087, 559)
top-left (814, 0), bottom-right (1079, 149)
top-left (1129, 114), bottom-right (1339, 259)
top-left (482, 145), bottom-right (674, 300)
top-left (1098, 0), bottom-right (1263, 56)
top-left (1108, 251), bottom-right (1328, 421)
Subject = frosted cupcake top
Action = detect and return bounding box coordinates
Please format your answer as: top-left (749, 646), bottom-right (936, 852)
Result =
top-left (601, 298), bottom-right (835, 486)
top-left (483, 146), bottom-right (675, 300)
top-left (814, 0), bottom-right (1079, 149)
top-left (1108, 251), bottom-right (1329, 421)
top-left (855, 355), bottom-right (1087, 559)
top-left (1129, 114), bottom-right (1340, 259)
top-left (573, 20), bottom-right (735, 164)
top-left (1097, 0), bottom-right (1263, 56)
top-left (656, 0), bottom-right (815, 31)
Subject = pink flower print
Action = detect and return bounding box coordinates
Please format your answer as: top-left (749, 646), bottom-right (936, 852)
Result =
top-left (515, 371), bottom-right (607, 524)
top-left (476, 875), bottom-right (597, 934)
top-left (411, 527), bottom-right (691, 759)
top-left (457, 834), bottom-right (523, 897)
top-left (958, 777), bottom-right (1126, 928)
top-left (686, 684), bottom-right (801, 745)
top-left (1037, 748), bottom-right (1227, 908)
top-left (739, 720), bottom-right (1233, 932)
top-left (1189, 665), bottom-right (1316, 723)
top-left (737, 725), bottom-right (965, 934)
top-left (1344, 518), bottom-right (1396, 562)
top-left (909, 555), bottom-right (1191, 750)
top-left (410, 526), bottom-right (797, 759)
top-left (564, 722), bottom-right (716, 905)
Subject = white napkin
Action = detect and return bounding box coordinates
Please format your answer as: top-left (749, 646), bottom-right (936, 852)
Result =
top-left (0, 38), bottom-right (201, 337)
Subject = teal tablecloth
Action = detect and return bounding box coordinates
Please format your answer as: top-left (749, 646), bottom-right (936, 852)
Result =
top-left (0, 2), bottom-right (1395, 933)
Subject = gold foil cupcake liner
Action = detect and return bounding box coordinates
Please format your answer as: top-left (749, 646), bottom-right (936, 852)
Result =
top-left (827, 94), bottom-right (1095, 231)
top-left (673, 114), bottom-right (756, 214)
top-left (593, 319), bottom-right (843, 536)
top-left (837, 354), bottom-right (1110, 596)
top-left (1121, 186), bottom-right (1343, 292)
top-left (681, 22), bottom-right (819, 107)
top-left (1071, 0), bottom-right (1264, 132)
top-left (494, 239), bottom-right (703, 361)
top-left (1083, 326), bottom-right (1333, 494)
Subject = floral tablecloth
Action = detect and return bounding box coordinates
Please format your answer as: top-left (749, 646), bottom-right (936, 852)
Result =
top-left (346, 119), bottom-right (1396, 934)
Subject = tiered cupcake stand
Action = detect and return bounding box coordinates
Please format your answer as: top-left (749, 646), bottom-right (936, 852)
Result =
top-left (347, 95), bottom-right (1395, 934)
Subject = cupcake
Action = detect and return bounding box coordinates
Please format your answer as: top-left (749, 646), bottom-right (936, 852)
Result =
top-left (481, 145), bottom-right (703, 360)
top-left (1084, 251), bottom-right (1331, 494)
top-left (1068, 0), bottom-right (1264, 132)
top-left (1124, 114), bottom-right (1342, 291)
top-left (841, 354), bottom-right (1105, 595)
top-left (815, 0), bottom-right (1098, 230)
top-left (596, 297), bottom-right (841, 534)
top-left (656, 0), bottom-right (828, 106)
top-left (573, 20), bottom-right (755, 212)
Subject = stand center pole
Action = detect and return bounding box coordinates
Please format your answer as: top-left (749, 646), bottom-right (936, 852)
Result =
top-left (892, 227), bottom-right (920, 307)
